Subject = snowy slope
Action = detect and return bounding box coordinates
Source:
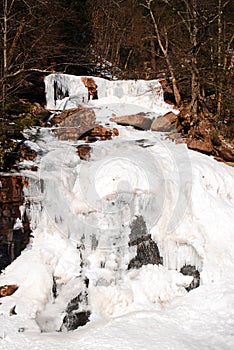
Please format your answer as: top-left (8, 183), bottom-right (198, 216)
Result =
top-left (0, 75), bottom-right (234, 349)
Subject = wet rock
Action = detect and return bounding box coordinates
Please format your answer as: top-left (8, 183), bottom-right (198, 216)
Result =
top-left (180, 265), bottom-right (200, 291)
top-left (110, 112), bottom-right (152, 130)
top-left (61, 278), bottom-right (90, 331)
top-left (128, 216), bottom-right (162, 269)
top-left (128, 239), bottom-right (162, 269)
top-left (151, 112), bottom-right (178, 132)
top-left (79, 125), bottom-right (119, 142)
top-left (129, 215), bottom-right (150, 246)
top-left (63, 310), bottom-right (91, 331)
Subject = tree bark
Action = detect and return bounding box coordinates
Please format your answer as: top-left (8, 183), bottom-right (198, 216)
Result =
top-left (147, 1), bottom-right (181, 106)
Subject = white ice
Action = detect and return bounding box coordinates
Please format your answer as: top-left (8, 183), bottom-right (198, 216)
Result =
top-left (0, 74), bottom-right (234, 349)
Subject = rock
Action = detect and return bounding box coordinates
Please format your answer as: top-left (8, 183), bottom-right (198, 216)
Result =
top-left (0, 285), bottom-right (18, 297)
top-left (214, 145), bottom-right (234, 162)
top-left (0, 175), bottom-right (26, 204)
top-left (151, 112), bottom-right (178, 132)
top-left (128, 215), bottom-right (150, 246)
top-left (51, 107), bottom-right (84, 125)
top-left (52, 108), bottom-right (98, 141)
top-left (77, 144), bottom-right (92, 160)
top-left (79, 125), bottom-right (118, 142)
top-left (187, 139), bottom-right (213, 154)
top-left (110, 113), bottom-right (152, 130)
top-left (0, 175), bottom-right (31, 272)
top-left (81, 77), bottom-right (98, 100)
top-left (128, 216), bottom-right (163, 269)
top-left (128, 239), bottom-right (162, 269)
top-left (4, 142), bottom-right (37, 171)
top-left (9, 305), bottom-right (17, 316)
top-left (61, 108), bottom-right (96, 130)
top-left (61, 278), bottom-right (90, 331)
top-left (180, 265), bottom-right (200, 291)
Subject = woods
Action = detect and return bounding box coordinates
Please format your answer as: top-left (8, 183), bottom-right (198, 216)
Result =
top-left (0, 0), bottom-right (233, 118)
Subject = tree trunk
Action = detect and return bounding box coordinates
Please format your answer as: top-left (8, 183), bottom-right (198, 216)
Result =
top-left (217, 0), bottom-right (223, 116)
top-left (2, 0), bottom-right (8, 107)
top-left (190, 0), bottom-right (199, 118)
top-left (147, 2), bottom-right (181, 106)
top-left (150, 39), bottom-right (156, 72)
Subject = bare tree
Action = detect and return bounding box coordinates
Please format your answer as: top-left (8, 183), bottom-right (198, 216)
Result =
top-left (143, 0), bottom-right (181, 105)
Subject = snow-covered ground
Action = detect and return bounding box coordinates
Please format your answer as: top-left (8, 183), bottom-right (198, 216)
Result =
top-left (0, 75), bottom-right (234, 349)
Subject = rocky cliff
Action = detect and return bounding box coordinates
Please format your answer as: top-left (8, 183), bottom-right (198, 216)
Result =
top-left (0, 175), bottom-right (31, 272)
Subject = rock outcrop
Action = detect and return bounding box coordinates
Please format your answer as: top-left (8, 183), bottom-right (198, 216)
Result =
top-left (0, 175), bottom-right (31, 272)
top-left (151, 107), bottom-right (234, 166)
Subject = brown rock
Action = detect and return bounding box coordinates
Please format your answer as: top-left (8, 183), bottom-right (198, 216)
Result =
top-left (51, 106), bottom-right (85, 125)
top-left (77, 144), bottom-right (92, 160)
top-left (0, 285), bottom-right (18, 297)
top-left (0, 175), bottom-right (31, 272)
top-left (0, 175), bottom-right (27, 204)
top-left (110, 113), bottom-right (152, 130)
top-left (81, 77), bottom-right (98, 100)
top-left (52, 108), bottom-right (98, 141)
top-left (214, 145), bottom-right (234, 162)
top-left (61, 108), bottom-right (96, 129)
top-left (151, 112), bottom-right (178, 132)
top-left (187, 139), bottom-right (213, 154)
top-left (79, 125), bottom-right (119, 142)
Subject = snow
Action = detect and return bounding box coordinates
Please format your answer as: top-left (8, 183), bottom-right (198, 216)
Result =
top-left (0, 74), bottom-right (234, 349)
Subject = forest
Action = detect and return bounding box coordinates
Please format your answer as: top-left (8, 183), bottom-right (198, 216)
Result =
top-left (0, 0), bottom-right (233, 162)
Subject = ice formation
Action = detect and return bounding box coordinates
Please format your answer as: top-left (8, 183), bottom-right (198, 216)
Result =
top-left (0, 75), bottom-right (233, 340)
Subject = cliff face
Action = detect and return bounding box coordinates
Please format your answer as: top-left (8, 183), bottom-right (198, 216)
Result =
top-left (0, 175), bottom-right (31, 272)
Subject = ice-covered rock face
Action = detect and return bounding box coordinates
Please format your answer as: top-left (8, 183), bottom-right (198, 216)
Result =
top-left (44, 73), bottom-right (168, 113)
top-left (0, 75), bottom-right (233, 334)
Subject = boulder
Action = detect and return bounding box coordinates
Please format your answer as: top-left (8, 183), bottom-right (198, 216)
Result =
top-left (77, 144), bottom-right (92, 160)
top-left (61, 278), bottom-right (90, 331)
top-left (214, 145), bottom-right (234, 162)
top-left (52, 108), bottom-right (98, 141)
top-left (151, 112), bottom-right (178, 132)
top-left (0, 285), bottom-right (18, 297)
top-left (79, 125), bottom-right (119, 142)
top-left (187, 139), bottom-right (213, 154)
top-left (110, 112), bottom-right (152, 130)
top-left (58, 108), bottom-right (96, 129)
top-left (128, 216), bottom-right (163, 269)
top-left (180, 265), bottom-right (200, 291)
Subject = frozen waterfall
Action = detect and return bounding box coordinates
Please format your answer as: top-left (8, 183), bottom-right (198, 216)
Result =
top-left (0, 75), bottom-right (233, 334)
